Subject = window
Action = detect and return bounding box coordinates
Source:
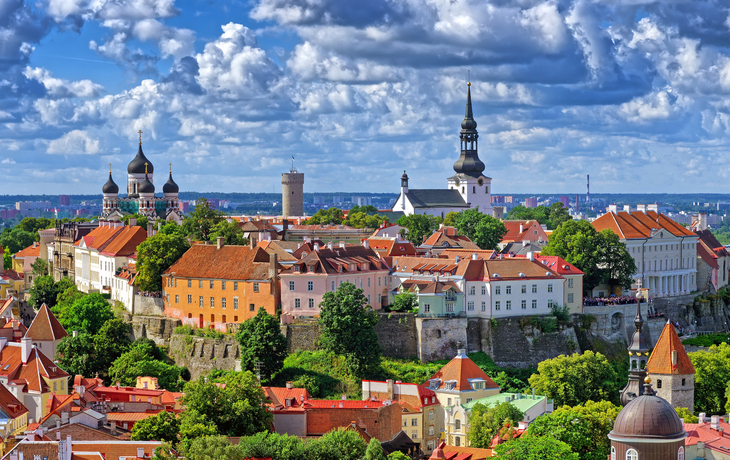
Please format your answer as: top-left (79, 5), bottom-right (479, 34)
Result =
top-left (412, 418), bottom-right (418, 426)
top-left (682, 378), bottom-right (686, 386)
top-left (547, 284), bottom-right (553, 293)
top-left (249, 303), bottom-right (255, 312)
top-left (657, 379), bottom-right (662, 389)
top-left (424, 304), bottom-right (430, 313)
top-left (221, 298), bottom-right (226, 309)
top-left (175, 295), bottom-right (179, 304)
top-left (188, 294), bottom-right (192, 304)
top-left (166, 294), bottom-right (170, 304)
top-left (495, 286), bottom-right (501, 295)
top-left (222, 281), bottom-right (226, 290)
top-left (234, 298), bottom-right (239, 310)
top-left (548, 299), bottom-right (554, 308)
top-left (447, 398), bottom-right (452, 406)
top-left (210, 297), bottom-right (214, 308)
top-left (403, 420), bottom-right (408, 427)
top-left (210, 280), bottom-right (214, 289)
top-left (568, 293), bottom-right (574, 303)
top-left (467, 301), bottom-right (474, 311)
top-left (466, 398), bottom-right (472, 403)
top-left (506, 301), bottom-right (511, 310)
top-left (481, 285), bottom-right (486, 295)
top-left (295, 299), bottom-right (301, 309)
top-left (521, 285), bottom-right (526, 294)
top-left (368, 278), bottom-right (371, 287)
top-left (568, 278), bottom-right (573, 288)
top-left (379, 277), bottom-right (382, 286)
top-left (188, 280), bottom-right (191, 288)
top-left (429, 426), bottom-right (434, 436)
top-left (611, 447), bottom-right (616, 460)
top-left (429, 410), bottom-right (434, 420)
top-left (307, 281), bottom-right (313, 291)
top-left (469, 286), bottom-right (475, 295)
top-left (532, 299), bottom-right (537, 309)
top-left (289, 281), bottom-right (295, 291)
top-left (678, 446), bottom-right (684, 460)
top-left (446, 303), bottom-right (454, 313)
top-left (199, 280), bottom-right (202, 289)
top-left (626, 449), bottom-right (638, 460)
top-left (474, 382), bottom-right (484, 389)
top-left (506, 285), bottom-right (511, 294)
top-left (234, 282), bottom-right (238, 290)
top-left (532, 284), bottom-right (537, 293)
top-left (199, 296), bottom-right (203, 308)
top-left (309, 299), bottom-right (315, 309)
top-left (481, 301), bottom-right (486, 311)
top-left (254, 282), bottom-right (259, 292)
top-left (455, 437), bottom-right (461, 446)
top-left (495, 301), bottom-right (500, 311)
top-left (521, 300), bottom-right (526, 309)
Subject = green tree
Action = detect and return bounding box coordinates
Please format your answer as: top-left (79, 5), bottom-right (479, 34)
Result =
top-left (122, 214), bottom-right (149, 229)
top-left (31, 258), bottom-right (48, 276)
top-left (387, 453), bottom-right (411, 460)
top-left (131, 410), bottom-right (180, 442)
top-left (236, 307), bottom-right (287, 383)
top-left (540, 220), bottom-right (602, 292)
top-left (0, 227), bottom-right (35, 254)
top-left (182, 198), bottom-right (225, 241)
top-left (676, 406), bottom-right (699, 423)
top-left (18, 217), bottom-right (54, 236)
top-left (178, 410), bottom-right (218, 452)
top-left (528, 351), bottom-right (619, 406)
top-left (443, 212), bottom-right (459, 227)
top-left (52, 284), bottom-right (85, 325)
top-left (159, 221), bottom-right (186, 236)
top-left (364, 438), bottom-right (386, 460)
top-left (62, 293), bottom-right (114, 335)
top-left (93, 318), bottom-right (132, 371)
top-left (109, 342), bottom-right (185, 391)
top-left (177, 436), bottom-right (240, 460)
top-left (453, 208), bottom-right (507, 250)
top-left (390, 292), bottom-right (418, 312)
top-left (468, 401), bottom-right (524, 449)
top-left (547, 203), bottom-right (572, 230)
top-left (344, 212), bottom-right (386, 229)
top-left (493, 435), bottom-right (579, 460)
top-left (597, 229), bottom-right (637, 292)
top-left (304, 207), bottom-right (346, 225)
top-left (690, 343), bottom-right (730, 414)
top-left (56, 333), bottom-right (98, 376)
top-left (3, 248), bottom-right (10, 270)
top-left (311, 427), bottom-right (368, 460)
top-left (396, 214), bottom-right (441, 245)
top-left (235, 431), bottom-right (307, 460)
top-left (135, 233), bottom-right (191, 292)
top-left (318, 282), bottom-right (381, 377)
top-left (208, 220), bottom-right (248, 245)
top-left (28, 275), bottom-right (59, 309)
top-left (181, 371), bottom-right (272, 436)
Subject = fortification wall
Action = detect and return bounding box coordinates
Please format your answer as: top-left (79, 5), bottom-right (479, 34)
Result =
top-left (133, 295), bottom-right (165, 316)
top-left (168, 334), bottom-right (242, 380)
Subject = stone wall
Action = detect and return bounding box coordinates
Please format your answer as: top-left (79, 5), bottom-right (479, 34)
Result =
top-left (282, 319), bottom-right (321, 353)
top-left (374, 313), bottom-right (418, 359)
top-left (168, 334), bottom-right (242, 380)
top-left (133, 295), bottom-right (165, 316)
top-left (130, 315), bottom-right (181, 346)
top-left (415, 317), bottom-right (468, 362)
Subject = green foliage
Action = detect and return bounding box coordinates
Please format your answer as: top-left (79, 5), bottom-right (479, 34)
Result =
top-left (350, 205), bottom-right (379, 214)
top-left (273, 351), bottom-right (361, 399)
top-left (683, 334), bottom-right (730, 347)
top-left (319, 282), bottom-right (381, 377)
top-left (597, 229), bottom-right (637, 291)
top-left (131, 410), bottom-right (180, 442)
top-left (387, 452), bottom-right (411, 460)
top-left (28, 275), bottom-right (59, 309)
top-left (57, 317), bottom-right (132, 380)
top-left (158, 220), bottom-right (186, 236)
top-left (179, 436), bottom-right (242, 460)
top-left (506, 203), bottom-right (572, 230)
top-left (443, 212), bottom-right (459, 227)
top-left (181, 371), bottom-right (272, 436)
top-left (3, 248), bottom-right (10, 270)
top-left (61, 293), bottom-right (114, 335)
top-left (527, 401), bottom-right (620, 460)
top-left (468, 401), bottom-right (524, 449)
top-left (396, 214), bottom-right (442, 245)
top-left (494, 435), bottom-right (579, 460)
top-left (236, 308), bottom-right (288, 383)
top-left (135, 233), bottom-right (191, 292)
top-left (364, 438), bottom-right (386, 460)
top-left (56, 333), bottom-right (98, 377)
top-left (453, 207), bottom-right (508, 250)
top-left (235, 431), bottom-right (308, 460)
top-left (0, 227), bottom-right (35, 254)
top-left (178, 410), bottom-right (218, 452)
top-left (109, 339), bottom-right (186, 391)
top-left (390, 292), bottom-right (418, 312)
top-left (52, 284), bottom-right (84, 324)
top-left (93, 318), bottom-right (133, 369)
top-left (689, 343), bottom-right (730, 414)
top-left (528, 351), bottom-right (619, 406)
top-left (550, 304), bottom-right (571, 323)
top-left (30, 257), bottom-right (48, 276)
top-left (182, 198), bottom-right (226, 241)
top-left (303, 208), bottom-right (345, 225)
top-left (208, 220), bottom-right (248, 246)
top-left (313, 427), bottom-right (368, 460)
top-left (18, 217), bottom-right (54, 237)
top-left (676, 406), bottom-right (699, 423)
top-left (122, 214), bottom-right (149, 229)
top-left (344, 211), bottom-right (387, 229)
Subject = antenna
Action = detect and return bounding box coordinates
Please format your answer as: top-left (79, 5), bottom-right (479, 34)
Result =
top-left (468, 69), bottom-right (470, 84)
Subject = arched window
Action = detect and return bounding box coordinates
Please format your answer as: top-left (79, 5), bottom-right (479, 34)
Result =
top-left (611, 447), bottom-right (616, 460)
top-left (455, 419), bottom-right (461, 431)
top-left (626, 448), bottom-right (638, 460)
top-left (678, 446), bottom-right (684, 460)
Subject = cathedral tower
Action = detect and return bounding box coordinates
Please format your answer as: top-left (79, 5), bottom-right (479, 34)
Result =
top-left (127, 130), bottom-right (153, 197)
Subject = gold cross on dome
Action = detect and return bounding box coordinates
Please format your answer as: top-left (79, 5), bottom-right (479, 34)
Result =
top-left (109, 163), bottom-right (112, 173)
top-left (138, 130), bottom-right (143, 145)
top-left (145, 162), bottom-right (148, 174)
top-left (169, 163), bottom-right (172, 173)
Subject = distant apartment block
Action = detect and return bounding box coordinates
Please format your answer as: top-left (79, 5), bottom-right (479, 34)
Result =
top-left (524, 197), bottom-right (538, 208)
top-left (15, 201), bottom-right (51, 211)
top-left (58, 195), bottom-right (71, 206)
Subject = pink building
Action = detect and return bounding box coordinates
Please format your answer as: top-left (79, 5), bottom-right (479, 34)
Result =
top-left (524, 197), bottom-right (538, 208)
top-left (280, 242), bottom-right (390, 320)
top-left (559, 196), bottom-right (570, 207)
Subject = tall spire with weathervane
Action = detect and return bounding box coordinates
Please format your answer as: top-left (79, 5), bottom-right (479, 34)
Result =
top-left (620, 289), bottom-right (651, 405)
top-left (453, 82), bottom-right (486, 178)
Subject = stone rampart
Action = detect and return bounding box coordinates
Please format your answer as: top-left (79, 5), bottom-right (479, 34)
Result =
top-left (168, 334), bottom-right (242, 380)
top-left (131, 315), bottom-right (181, 346)
top-left (416, 317), bottom-right (468, 362)
top-left (374, 313), bottom-right (418, 359)
top-left (282, 319), bottom-right (321, 353)
top-left (133, 295), bottom-right (165, 316)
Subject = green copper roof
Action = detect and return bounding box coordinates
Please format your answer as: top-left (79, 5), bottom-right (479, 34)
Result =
top-left (462, 392), bottom-right (547, 413)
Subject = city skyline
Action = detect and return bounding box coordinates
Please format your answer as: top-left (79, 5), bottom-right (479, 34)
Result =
top-left (3, 0), bottom-right (730, 194)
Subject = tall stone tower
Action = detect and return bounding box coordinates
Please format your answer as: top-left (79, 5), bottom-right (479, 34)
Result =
top-left (646, 320), bottom-right (696, 412)
top-left (281, 165), bottom-right (304, 218)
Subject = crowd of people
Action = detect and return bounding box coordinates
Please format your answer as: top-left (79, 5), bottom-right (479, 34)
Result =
top-left (583, 295), bottom-right (648, 306)
top-left (139, 291), bottom-right (163, 298)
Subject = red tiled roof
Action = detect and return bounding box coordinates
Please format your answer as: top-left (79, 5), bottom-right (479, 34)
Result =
top-left (1, 270), bottom-right (23, 281)
top-left (593, 211), bottom-right (695, 239)
top-left (0, 382), bottom-right (28, 418)
top-left (533, 255), bottom-right (584, 276)
top-left (77, 226), bottom-right (125, 251)
top-left (685, 420), bottom-right (730, 448)
top-left (164, 245), bottom-right (273, 280)
top-left (501, 220), bottom-right (541, 243)
top-left (697, 243), bottom-right (719, 269)
top-left (106, 411), bottom-right (161, 422)
top-left (25, 303), bottom-right (68, 341)
top-left (422, 232), bottom-right (480, 250)
top-left (438, 249), bottom-right (495, 260)
top-left (304, 400), bottom-right (387, 409)
top-left (14, 243), bottom-right (41, 259)
top-left (99, 226), bottom-right (147, 257)
top-left (425, 351), bottom-right (499, 392)
top-left (283, 246), bottom-right (387, 276)
top-left (367, 238), bottom-right (418, 257)
top-left (646, 321), bottom-right (695, 375)
top-left (484, 258), bottom-right (562, 280)
top-left (0, 342), bottom-right (69, 393)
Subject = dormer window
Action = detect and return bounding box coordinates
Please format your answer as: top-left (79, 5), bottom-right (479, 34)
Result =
top-left (294, 265), bottom-right (300, 272)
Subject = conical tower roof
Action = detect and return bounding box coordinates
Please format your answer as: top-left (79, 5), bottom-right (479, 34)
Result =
top-left (461, 84), bottom-right (477, 132)
top-left (25, 303), bottom-right (68, 341)
top-left (647, 320), bottom-right (695, 375)
top-left (163, 171), bottom-right (179, 194)
top-left (453, 83), bottom-right (485, 178)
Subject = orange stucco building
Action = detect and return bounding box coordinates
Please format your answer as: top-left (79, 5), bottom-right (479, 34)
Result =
top-left (162, 241), bottom-right (279, 330)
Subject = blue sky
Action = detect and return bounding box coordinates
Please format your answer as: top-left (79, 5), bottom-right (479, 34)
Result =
top-left (3, 0), bottom-right (730, 195)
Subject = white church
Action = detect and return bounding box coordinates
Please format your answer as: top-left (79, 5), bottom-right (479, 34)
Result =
top-left (392, 83), bottom-right (493, 218)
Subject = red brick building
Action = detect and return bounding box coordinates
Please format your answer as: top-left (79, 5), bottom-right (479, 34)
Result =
top-left (305, 399), bottom-right (401, 441)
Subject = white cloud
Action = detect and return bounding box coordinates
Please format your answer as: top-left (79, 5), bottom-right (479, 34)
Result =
top-left (47, 130), bottom-right (101, 154)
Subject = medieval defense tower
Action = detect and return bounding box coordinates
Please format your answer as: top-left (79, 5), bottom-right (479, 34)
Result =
top-left (282, 162), bottom-right (304, 218)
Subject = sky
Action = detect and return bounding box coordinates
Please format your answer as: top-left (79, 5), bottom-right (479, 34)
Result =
top-left (3, 0), bottom-right (730, 195)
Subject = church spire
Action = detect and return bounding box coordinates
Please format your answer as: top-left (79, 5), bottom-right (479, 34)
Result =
top-left (453, 82), bottom-right (485, 178)
top-left (621, 290), bottom-right (650, 405)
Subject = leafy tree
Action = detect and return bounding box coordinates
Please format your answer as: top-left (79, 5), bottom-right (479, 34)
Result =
top-left (540, 220), bottom-right (602, 292)
top-left (236, 307), bottom-right (287, 383)
top-left (208, 220), bottom-right (248, 245)
top-left (387, 453), bottom-right (411, 460)
top-left (318, 282), bottom-right (381, 377)
top-left (396, 214), bottom-right (441, 245)
top-left (177, 436), bottom-right (240, 460)
top-left (468, 401), bottom-right (524, 449)
top-left (56, 333), bottom-right (98, 376)
top-left (52, 284), bottom-right (85, 325)
top-left (528, 351), bottom-right (619, 406)
top-left (131, 410), bottom-right (180, 442)
top-left (181, 371), bottom-right (272, 436)
top-left (493, 435), bottom-right (579, 460)
top-left (0, 227), bottom-right (35, 254)
top-left (506, 205), bottom-right (549, 224)
top-left (109, 340), bottom-right (185, 391)
top-left (364, 438), bottom-right (386, 460)
top-left (28, 275), bottom-right (59, 309)
top-left (93, 318), bottom-right (132, 371)
top-left (597, 229), bottom-right (637, 292)
top-left (159, 221), bottom-right (186, 236)
top-left (182, 198), bottom-right (226, 241)
top-left (135, 233), bottom-right (191, 292)
top-left (31, 258), bottom-right (48, 276)
top-left (676, 406), bottom-right (698, 423)
top-left (304, 208), bottom-right (345, 225)
top-left (3, 248), bottom-right (10, 270)
top-left (344, 211), bottom-right (386, 229)
top-left (453, 208), bottom-right (507, 250)
top-left (122, 214), bottom-right (149, 229)
top-left (350, 205), bottom-right (378, 214)
top-left (690, 343), bottom-right (730, 414)
top-left (178, 410), bottom-right (218, 452)
top-left (547, 203), bottom-right (572, 229)
top-left (390, 292), bottom-right (418, 312)
top-left (443, 212), bottom-right (459, 227)
top-left (311, 427), bottom-right (368, 460)
top-left (18, 217), bottom-right (54, 236)
top-left (235, 431), bottom-right (307, 460)
top-left (62, 293), bottom-right (114, 335)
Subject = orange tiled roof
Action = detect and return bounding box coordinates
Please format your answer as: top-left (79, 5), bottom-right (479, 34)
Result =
top-left (0, 382), bottom-right (28, 418)
top-left (422, 232), bottom-right (480, 250)
top-left (593, 210), bottom-right (695, 239)
top-left (425, 351), bottom-right (499, 392)
top-left (164, 245), bottom-right (273, 280)
top-left (25, 303), bottom-right (68, 341)
top-left (106, 411), bottom-right (161, 422)
top-left (14, 243), bottom-right (41, 259)
top-left (99, 226), bottom-right (147, 257)
top-left (438, 249), bottom-right (495, 260)
top-left (304, 400), bottom-right (387, 409)
top-left (0, 342), bottom-right (69, 393)
top-left (533, 255), bottom-right (584, 276)
top-left (501, 220), bottom-right (540, 243)
top-left (646, 321), bottom-right (695, 375)
top-left (77, 226), bottom-right (125, 251)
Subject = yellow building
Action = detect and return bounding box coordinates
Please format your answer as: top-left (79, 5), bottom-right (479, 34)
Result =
top-left (0, 382), bottom-right (28, 456)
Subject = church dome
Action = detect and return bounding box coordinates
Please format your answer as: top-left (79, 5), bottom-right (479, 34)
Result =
top-left (138, 173), bottom-right (155, 194)
top-left (102, 172), bottom-right (119, 194)
top-left (163, 172), bottom-right (179, 194)
top-left (128, 144), bottom-right (154, 174)
top-left (611, 389), bottom-right (685, 440)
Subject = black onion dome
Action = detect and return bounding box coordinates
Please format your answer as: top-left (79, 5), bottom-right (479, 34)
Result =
top-left (102, 172), bottom-right (119, 194)
top-left (401, 171), bottom-right (408, 181)
top-left (461, 84), bottom-right (477, 132)
top-left (163, 172), bottom-right (179, 194)
top-left (138, 173), bottom-right (155, 194)
top-left (128, 144), bottom-right (154, 174)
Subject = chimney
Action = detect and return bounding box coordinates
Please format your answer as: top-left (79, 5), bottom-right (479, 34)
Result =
top-left (339, 241), bottom-right (346, 249)
top-left (110, 420), bottom-right (117, 435)
top-left (363, 239), bottom-right (369, 249)
top-left (471, 253), bottom-right (478, 260)
top-left (528, 252), bottom-right (535, 261)
top-left (522, 240), bottom-right (529, 248)
top-left (327, 242), bottom-right (333, 250)
top-left (624, 205), bottom-right (631, 213)
top-left (519, 224), bottom-right (524, 234)
top-left (137, 447), bottom-right (145, 458)
top-left (699, 413), bottom-right (707, 424)
top-left (147, 221), bottom-right (154, 236)
top-left (342, 395), bottom-right (346, 400)
top-left (712, 415), bottom-right (720, 430)
top-left (314, 243), bottom-right (320, 252)
top-left (386, 379), bottom-right (394, 400)
top-left (56, 420), bottom-right (60, 429)
top-left (671, 350), bottom-right (678, 367)
top-left (20, 337), bottom-right (31, 364)
top-left (608, 204), bottom-right (618, 214)
top-left (216, 236), bottom-right (224, 250)
top-left (56, 430), bottom-right (61, 441)
top-left (65, 436), bottom-right (72, 460)
top-left (637, 204), bottom-right (647, 214)
top-left (286, 381), bottom-right (293, 390)
top-left (73, 331), bottom-right (78, 338)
